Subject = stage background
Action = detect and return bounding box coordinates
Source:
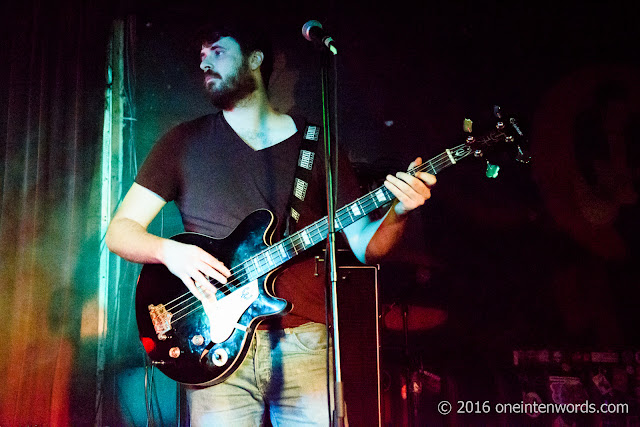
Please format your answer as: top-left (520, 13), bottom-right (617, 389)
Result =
top-left (1, 0), bottom-right (639, 424)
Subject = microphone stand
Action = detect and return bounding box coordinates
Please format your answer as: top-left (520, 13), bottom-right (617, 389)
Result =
top-left (318, 46), bottom-right (345, 427)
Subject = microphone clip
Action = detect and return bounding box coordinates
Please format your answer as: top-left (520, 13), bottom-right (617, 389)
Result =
top-left (302, 20), bottom-right (338, 55)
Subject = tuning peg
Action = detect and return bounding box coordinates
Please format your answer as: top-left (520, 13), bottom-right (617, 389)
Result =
top-left (515, 145), bottom-right (531, 164)
top-left (486, 161), bottom-right (500, 178)
top-left (493, 105), bottom-right (503, 119)
top-left (463, 118), bottom-right (473, 133)
top-left (509, 117), bottom-right (524, 136)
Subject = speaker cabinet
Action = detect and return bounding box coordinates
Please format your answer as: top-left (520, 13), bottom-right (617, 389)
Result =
top-left (334, 261), bottom-right (382, 427)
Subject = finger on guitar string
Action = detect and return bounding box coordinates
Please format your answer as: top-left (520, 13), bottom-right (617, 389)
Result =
top-left (415, 170), bottom-right (437, 187)
top-left (161, 240), bottom-right (230, 295)
top-left (407, 157), bottom-right (437, 185)
top-left (176, 274), bottom-right (208, 302)
top-left (196, 259), bottom-right (229, 285)
top-left (178, 272), bottom-right (216, 303)
top-left (385, 173), bottom-right (430, 208)
top-left (408, 157), bottom-right (437, 187)
top-left (198, 251), bottom-right (231, 280)
top-left (396, 171), bottom-right (432, 198)
top-left (384, 157), bottom-right (437, 216)
top-left (189, 267), bottom-right (219, 298)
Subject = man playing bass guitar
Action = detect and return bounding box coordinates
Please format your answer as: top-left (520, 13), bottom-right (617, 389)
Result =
top-left (105, 21), bottom-right (436, 426)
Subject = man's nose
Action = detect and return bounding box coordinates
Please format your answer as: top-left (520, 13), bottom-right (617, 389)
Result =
top-left (200, 55), bottom-right (213, 71)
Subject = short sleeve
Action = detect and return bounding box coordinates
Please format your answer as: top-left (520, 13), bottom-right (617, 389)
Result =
top-left (135, 124), bottom-right (186, 202)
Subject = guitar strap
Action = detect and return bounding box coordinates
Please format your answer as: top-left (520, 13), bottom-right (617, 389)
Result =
top-left (284, 122), bottom-right (321, 237)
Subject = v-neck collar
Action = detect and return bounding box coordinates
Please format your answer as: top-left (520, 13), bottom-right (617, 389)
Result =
top-left (220, 112), bottom-right (300, 152)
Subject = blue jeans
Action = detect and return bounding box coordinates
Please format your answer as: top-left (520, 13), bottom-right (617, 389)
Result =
top-left (187, 322), bottom-right (332, 426)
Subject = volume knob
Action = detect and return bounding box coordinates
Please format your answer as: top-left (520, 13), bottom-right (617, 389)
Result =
top-left (192, 335), bottom-right (205, 346)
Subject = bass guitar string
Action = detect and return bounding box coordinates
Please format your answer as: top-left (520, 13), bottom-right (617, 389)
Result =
top-left (166, 145), bottom-right (472, 323)
top-left (167, 147), bottom-right (466, 323)
top-left (166, 146), bottom-right (470, 323)
top-left (164, 148), bottom-right (459, 315)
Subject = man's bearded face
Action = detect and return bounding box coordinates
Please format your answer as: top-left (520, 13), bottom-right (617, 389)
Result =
top-left (201, 37), bottom-right (257, 110)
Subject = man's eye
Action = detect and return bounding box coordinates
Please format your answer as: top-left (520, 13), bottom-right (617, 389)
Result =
top-left (200, 49), bottom-right (222, 60)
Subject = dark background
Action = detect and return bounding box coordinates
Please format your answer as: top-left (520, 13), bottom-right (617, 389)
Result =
top-left (126, 1), bottom-right (640, 423)
top-left (2, 0), bottom-right (639, 424)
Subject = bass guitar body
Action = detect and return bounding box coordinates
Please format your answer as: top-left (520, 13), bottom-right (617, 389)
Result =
top-left (135, 209), bottom-right (290, 386)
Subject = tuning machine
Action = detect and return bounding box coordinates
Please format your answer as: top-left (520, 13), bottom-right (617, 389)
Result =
top-left (464, 116), bottom-right (499, 177)
top-left (486, 161), bottom-right (500, 178)
top-left (515, 144), bottom-right (530, 164)
top-left (495, 105), bottom-right (531, 164)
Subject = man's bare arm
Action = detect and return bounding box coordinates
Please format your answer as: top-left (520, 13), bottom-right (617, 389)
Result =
top-left (343, 157), bottom-right (436, 264)
top-left (106, 183), bottom-right (168, 263)
top-left (106, 183), bottom-right (230, 299)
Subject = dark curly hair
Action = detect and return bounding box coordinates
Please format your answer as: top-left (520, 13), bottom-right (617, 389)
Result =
top-left (197, 21), bottom-right (274, 89)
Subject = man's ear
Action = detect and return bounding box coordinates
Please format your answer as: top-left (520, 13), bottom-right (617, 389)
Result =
top-left (249, 51), bottom-right (264, 70)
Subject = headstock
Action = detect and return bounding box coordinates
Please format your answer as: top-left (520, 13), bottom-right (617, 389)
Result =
top-left (463, 105), bottom-right (531, 178)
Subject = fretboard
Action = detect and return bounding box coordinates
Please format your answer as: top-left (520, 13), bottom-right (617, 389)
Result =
top-left (231, 143), bottom-right (472, 287)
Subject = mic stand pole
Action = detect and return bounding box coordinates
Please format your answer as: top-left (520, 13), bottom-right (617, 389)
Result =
top-left (319, 49), bottom-right (345, 427)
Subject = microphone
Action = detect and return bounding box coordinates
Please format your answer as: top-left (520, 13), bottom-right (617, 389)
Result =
top-left (302, 20), bottom-right (338, 55)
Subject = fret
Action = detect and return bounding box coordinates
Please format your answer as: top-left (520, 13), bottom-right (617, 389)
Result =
top-left (265, 250), bottom-right (274, 266)
top-left (277, 243), bottom-right (288, 260)
top-left (359, 198), bottom-right (368, 214)
top-left (294, 233), bottom-right (306, 250)
top-left (361, 193), bottom-right (374, 210)
top-left (345, 206), bottom-right (355, 222)
top-left (242, 262), bottom-right (257, 282)
top-left (273, 246), bottom-right (284, 263)
top-left (231, 266), bottom-right (246, 288)
top-left (426, 159), bottom-right (438, 175)
top-left (252, 257), bottom-right (262, 275)
top-left (309, 222), bottom-right (324, 243)
top-left (336, 203), bottom-right (357, 230)
top-left (243, 260), bottom-right (255, 275)
top-left (318, 221), bottom-right (328, 241)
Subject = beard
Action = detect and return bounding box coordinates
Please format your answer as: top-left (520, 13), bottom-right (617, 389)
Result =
top-left (205, 60), bottom-right (257, 110)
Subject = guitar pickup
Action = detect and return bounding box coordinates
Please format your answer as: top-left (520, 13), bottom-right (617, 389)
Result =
top-left (148, 304), bottom-right (172, 340)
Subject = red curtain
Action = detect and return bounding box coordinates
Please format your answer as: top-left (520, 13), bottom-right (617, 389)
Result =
top-left (0, 0), bottom-right (112, 424)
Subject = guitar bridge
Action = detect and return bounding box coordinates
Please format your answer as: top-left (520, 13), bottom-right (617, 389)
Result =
top-left (148, 304), bottom-right (172, 340)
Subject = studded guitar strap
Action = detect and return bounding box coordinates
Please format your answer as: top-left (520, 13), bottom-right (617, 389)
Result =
top-left (284, 122), bottom-right (321, 237)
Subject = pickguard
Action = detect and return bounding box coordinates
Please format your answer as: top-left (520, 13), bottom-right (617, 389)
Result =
top-left (203, 280), bottom-right (259, 343)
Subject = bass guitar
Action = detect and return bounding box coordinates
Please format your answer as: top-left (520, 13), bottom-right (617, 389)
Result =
top-left (135, 111), bottom-right (527, 385)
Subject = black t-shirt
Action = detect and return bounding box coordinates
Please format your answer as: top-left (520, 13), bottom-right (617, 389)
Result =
top-left (136, 111), bottom-right (363, 326)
